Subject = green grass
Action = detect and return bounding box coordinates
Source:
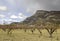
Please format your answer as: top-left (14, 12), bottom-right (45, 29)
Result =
top-left (0, 29), bottom-right (60, 41)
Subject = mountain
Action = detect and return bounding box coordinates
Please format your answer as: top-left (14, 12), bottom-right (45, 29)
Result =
top-left (11, 10), bottom-right (60, 25)
top-left (22, 10), bottom-right (60, 24)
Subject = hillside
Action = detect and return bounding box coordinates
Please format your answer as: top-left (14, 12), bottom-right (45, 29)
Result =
top-left (22, 10), bottom-right (60, 24)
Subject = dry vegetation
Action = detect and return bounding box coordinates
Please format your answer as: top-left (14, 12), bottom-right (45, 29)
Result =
top-left (0, 29), bottom-right (60, 41)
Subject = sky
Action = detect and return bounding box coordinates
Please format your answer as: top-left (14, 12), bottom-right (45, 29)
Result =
top-left (0, 0), bottom-right (60, 24)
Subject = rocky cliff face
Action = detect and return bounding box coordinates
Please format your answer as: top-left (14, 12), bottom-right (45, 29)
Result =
top-left (11, 10), bottom-right (60, 25)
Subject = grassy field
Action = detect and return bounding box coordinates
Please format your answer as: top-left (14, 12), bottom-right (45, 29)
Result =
top-left (0, 29), bottom-right (60, 41)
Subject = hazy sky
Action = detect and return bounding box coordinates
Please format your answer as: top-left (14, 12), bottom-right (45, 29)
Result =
top-left (0, 0), bottom-right (60, 24)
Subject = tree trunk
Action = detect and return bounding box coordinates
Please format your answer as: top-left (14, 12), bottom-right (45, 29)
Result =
top-left (37, 29), bottom-right (42, 35)
top-left (31, 29), bottom-right (34, 34)
top-left (45, 28), bottom-right (56, 38)
top-left (24, 29), bottom-right (27, 32)
top-left (7, 28), bottom-right (12, 35)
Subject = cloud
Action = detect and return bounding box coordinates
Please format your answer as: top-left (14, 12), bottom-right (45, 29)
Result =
top-left (26, 3), bottom-right (44, 14)
top-left (10, 15), bottom-right (18, 18)
top-left (1, 0), bottom-right (60, 13)
top-left (18, 13), bottom-right (27, 19)
top-left (1, 18), bottom-right (19, 24)
top-left (0, 14), bottom-right (5, 18)
top-left (4, 19), bottom-right (18, 22)
top-left (5, 0), bottom-right (16, 6)
top-left (25, 0), bottom-right (60, 13)
top-left (10, 13), bottom-right (27, 19)
top-left (1, 18), bottom-right (12, 22)
top-left (0, 6), bottom-right (7, 11)
top-left (30, 0), bottom-right (60, 11)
